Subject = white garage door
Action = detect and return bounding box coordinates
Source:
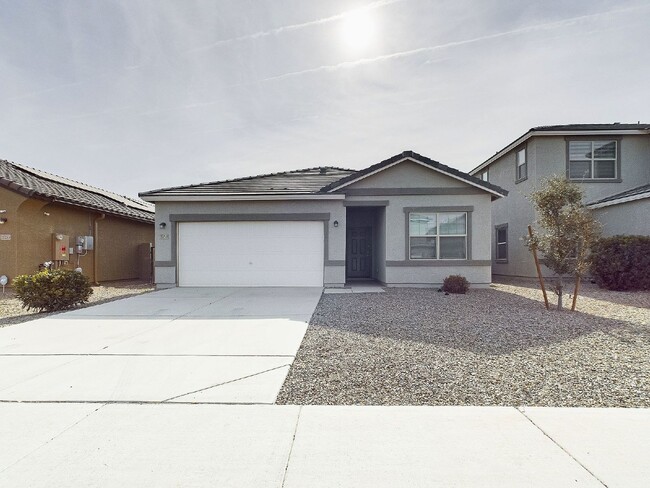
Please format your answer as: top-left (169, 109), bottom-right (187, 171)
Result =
top-left (177, 221), bottom-right (324, 287)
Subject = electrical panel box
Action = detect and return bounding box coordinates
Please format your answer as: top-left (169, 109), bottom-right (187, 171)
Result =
top-left (52, 234), bottom-right (70, 260)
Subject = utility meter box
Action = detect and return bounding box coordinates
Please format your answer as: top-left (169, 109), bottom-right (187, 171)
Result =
top-left (52, 234), bottom-right (70, 260)
top-left (84, 235), bottom-right (94, 250)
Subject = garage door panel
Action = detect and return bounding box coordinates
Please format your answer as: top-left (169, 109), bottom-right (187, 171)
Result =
top-left (178, 222), bottom-right (324, 287)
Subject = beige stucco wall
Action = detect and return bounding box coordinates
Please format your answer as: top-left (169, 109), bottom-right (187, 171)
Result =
top-left (0, 186), bottom-right (154, 284)
top-left (484, 134), bottom-right (650, 277)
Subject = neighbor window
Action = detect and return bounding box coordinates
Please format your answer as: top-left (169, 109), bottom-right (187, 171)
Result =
top-left (480, 169), bottom-right (489, 182)
top-left (568, 140), bottom-right (618, 180)
top-left (409, 212), bottom-right (467, 260)
top-left (516, 148), bottom-right (527, 182)
top-left (495, 224), bottom-right (508, 262)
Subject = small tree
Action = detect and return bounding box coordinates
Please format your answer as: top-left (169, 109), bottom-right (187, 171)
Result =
top-left (526, 176), bottom-right (600, 310)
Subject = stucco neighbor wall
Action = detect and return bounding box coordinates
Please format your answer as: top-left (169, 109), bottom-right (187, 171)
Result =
top-left (593, 200), bottom-right (650, 236)
top-left (485, 134), bottom-right (650, 278)
top-left (0, 186), bottom-right (154, 284)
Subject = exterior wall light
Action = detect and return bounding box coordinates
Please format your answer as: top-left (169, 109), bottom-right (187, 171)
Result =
top-left (333, 220), bottom-right (339, 227)
top-left (0, 218), bottom-right (7, 224)
top-left (159, 222), bottom-right (167, 229)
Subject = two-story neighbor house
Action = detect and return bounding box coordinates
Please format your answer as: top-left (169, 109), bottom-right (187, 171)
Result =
top-left (470, 123), bottom-right (650, 278)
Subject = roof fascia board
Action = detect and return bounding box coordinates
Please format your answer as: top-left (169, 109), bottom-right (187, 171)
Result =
top-left (328, 156), bottom-right (505, 198)
top-left (471, 129), bottom-right (650, 175)
top-left (141, 194), bottom-right (346, 202)
top-left (587, 192), bottom-right (650, 209)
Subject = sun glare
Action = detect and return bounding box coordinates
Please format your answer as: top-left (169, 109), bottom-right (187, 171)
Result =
top-left (340, 9), bottom-right (376, 51)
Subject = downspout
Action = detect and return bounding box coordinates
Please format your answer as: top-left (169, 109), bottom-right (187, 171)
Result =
top-left (93, 213), bottom-right (105, 285)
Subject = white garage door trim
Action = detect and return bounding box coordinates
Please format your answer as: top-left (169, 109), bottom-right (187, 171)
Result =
top-left (177, 221), bottom-right (324, 287)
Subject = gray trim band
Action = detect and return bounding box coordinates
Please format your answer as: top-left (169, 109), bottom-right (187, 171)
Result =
top-left (169, 213), bottom-right (331, 222)
top-left (342, 188), bottom-right (484, 196)
top-left (386, 260), bottom-right (491, 267)
top-left (343, 200), bottom-right (390, 207)
top-left (325, 260), bottom-right (345, 266)
top-left (154, 261), bottom-right (175, 267)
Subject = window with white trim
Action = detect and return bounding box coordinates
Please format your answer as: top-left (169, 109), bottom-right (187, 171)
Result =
top-left (409, 212), bottom-right (467, 260)
top-left (480, 169), bottom-right (489, 182)
top-left (568, 140), bottom-right (617, 179)
top-left (495, 224), bottom-right (507, 262)
top-left (516, 148), bottom-right (527, 181)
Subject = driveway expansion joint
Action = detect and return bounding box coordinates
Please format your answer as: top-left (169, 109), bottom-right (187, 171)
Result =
top-left (516, 407), bottom-right (609, 488)
top-left (281, 405), bottom-right (302, 488)
top-left (161, 363), bottom-right (292, 402)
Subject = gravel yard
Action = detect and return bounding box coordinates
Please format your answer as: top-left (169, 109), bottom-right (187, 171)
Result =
top-left (0, 280), bottom-right (154, 327)
top-left (277, 280), bottom-right (650, 407)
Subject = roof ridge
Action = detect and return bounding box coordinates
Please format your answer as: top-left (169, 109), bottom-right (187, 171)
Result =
top-left (140, 165), bottom-right (356, 196)
top-left (3, 159), bottom-right (153, 212)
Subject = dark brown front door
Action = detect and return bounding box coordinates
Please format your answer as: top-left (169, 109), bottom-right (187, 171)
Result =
top-left (346, 227), bottom-right (372, 279)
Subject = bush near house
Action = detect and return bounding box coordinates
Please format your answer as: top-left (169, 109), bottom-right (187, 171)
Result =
top-left (442, 275), bottom-right (470, 294)
top-left (590, 236), bottom-right (650, 291)
top-left (13, 269), bottom-right (93, 312)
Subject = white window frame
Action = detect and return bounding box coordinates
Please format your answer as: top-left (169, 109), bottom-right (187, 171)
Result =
top-left (516, 147), bottom-right (527, 182)
top-left (408, 212), bottom-right (468, 260)
top-left (480, 169), bottom-right (489, 182)
top-left (568, 140), bottom-right (618, 180)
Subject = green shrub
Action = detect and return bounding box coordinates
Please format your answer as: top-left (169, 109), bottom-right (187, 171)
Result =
top-left (442, 275), bottom-right (470, 294)
top-left (590, 235), bottom-right (650, 291)
top-left (13, 269), bottom-right (93, 312)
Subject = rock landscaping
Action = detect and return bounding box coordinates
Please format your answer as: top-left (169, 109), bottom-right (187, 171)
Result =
top-left (277, 280), bottom-right (650, 407)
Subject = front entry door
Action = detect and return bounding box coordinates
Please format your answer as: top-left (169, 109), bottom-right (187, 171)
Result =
top-left (346, 227), bottom-right (372, 279)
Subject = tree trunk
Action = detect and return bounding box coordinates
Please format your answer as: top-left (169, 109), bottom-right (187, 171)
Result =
top-left (557, 277), bottom-right (563, 311)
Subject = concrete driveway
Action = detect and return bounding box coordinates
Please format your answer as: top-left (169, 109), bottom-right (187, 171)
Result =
top-left (0, 287), bottom-right (322, 404)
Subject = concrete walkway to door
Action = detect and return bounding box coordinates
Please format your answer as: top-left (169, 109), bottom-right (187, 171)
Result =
top-left (0, 287), bottom-right (322, 404)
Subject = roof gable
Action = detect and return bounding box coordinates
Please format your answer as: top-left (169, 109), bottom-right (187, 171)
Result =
top-left (471, 123), bottom-right (650, 175)
top-left (323, 151), bottom-right (507, 198)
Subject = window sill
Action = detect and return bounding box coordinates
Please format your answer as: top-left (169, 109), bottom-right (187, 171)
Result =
top-left (515, 176), bottom-right (528, 184)
top-left (495, 259), bottom-right (508, 264)
top-left (568, 178), bottom-right (622, 183)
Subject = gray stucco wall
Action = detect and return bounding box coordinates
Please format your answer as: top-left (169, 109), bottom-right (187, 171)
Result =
top-left (593, 199), bottom-right (650, 236)
top-left (151, 158), bottom-right (498, 287)
top-left (153, 199), bottom-right (347, 287)
top-left (485, 134), bottom-right (650, 277)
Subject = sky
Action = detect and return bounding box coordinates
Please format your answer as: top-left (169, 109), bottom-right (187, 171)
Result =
top-left (1, 0), bottom-right (649, 198)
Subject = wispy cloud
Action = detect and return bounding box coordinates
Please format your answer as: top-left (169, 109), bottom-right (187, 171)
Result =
top-left (259, 4), bottom-right (648, 82)
top-left (186, 0), bottom-right (406, 53)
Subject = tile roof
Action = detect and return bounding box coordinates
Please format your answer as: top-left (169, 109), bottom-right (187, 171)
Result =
top-left (532, 123), bottom-right (650, 131)
top-left (140, 152), bottom-right (507, 200)
top-left (140, 167), bottom-right (356, 197)
top-left (0, 160), bottom-right (154, 223)
top-left (587, 183), bottom-right (650, 208)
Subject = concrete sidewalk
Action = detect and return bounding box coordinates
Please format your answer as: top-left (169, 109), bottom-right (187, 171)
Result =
top-left (0, 404), bottom-right (646, 487)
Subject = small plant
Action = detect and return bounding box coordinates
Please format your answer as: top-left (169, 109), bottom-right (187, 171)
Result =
top-left (590, 235), bottom-right (650, 291)
top-left (442, 275), bottom-right (470, 294)
top-left (13, 269), bottom-right (93, 312)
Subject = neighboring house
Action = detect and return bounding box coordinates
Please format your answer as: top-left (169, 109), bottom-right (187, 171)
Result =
top-left (470, 123), bottom-right (650, 278)
top-left (0, 160), bottom-right (155, 284)
top-left (139, 151), bottom-right (507, 288)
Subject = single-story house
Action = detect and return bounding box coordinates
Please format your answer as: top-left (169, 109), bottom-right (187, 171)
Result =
top-left (140, 151), bottom-right (507, 288)
top-left (0, 159), bottom-right (155, 284)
